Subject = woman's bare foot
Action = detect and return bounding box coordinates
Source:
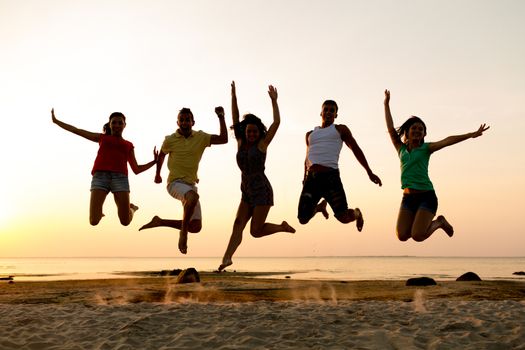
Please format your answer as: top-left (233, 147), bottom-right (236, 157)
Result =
top-left (218, 258), bottom-right (232, 272)
top-left (139, 216), bottom-right (162, 231)
top-left (354, 208), bottom-right (364, 232)
top-left (178, 230), bottom-right (188, 254)
top-left (282, 221), bottom-right (296, 233)
top-left (130, 203), bottom-right (139, 212)
top-left (315, 200), bottom-right (329, 219)
top-left (438, 215), bottom-right (454, 237)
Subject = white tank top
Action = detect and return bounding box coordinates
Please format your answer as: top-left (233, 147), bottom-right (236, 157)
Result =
top-left (306, 124), bottom-right (343, 169)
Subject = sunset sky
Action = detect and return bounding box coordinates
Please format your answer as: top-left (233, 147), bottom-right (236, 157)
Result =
top-left (1, 0), bottom-right (523, 258)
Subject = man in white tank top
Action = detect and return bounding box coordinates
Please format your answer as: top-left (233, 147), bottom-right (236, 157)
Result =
top-left (297, 100), bottom-right (382, 231)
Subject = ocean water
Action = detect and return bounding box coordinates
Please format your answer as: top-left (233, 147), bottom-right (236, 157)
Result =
top-left (0, 256), bottom-right (524, 282)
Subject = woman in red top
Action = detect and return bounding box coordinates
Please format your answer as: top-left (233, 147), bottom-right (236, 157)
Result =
top-left (51, 109), bottom-right (158, 226)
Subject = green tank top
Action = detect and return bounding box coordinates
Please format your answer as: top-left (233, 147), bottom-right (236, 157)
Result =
top-left (399, 143), bottom-right (434, 190)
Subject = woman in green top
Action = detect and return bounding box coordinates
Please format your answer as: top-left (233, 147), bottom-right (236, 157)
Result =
top-left (384, 90), bottom-right (489, 242)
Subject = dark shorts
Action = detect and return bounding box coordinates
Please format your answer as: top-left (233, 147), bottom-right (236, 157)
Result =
top-left (400, 190), bottom-right (438, 215)
top-left (298, 169), bottom-right (348, 221)
top-left (90, 171), bottom-right (130, 193)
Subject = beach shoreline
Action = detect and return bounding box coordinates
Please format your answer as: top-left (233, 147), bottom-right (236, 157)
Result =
top-left (1, 274), bottom-right (524, 349)
top-left (1, 272), bottom-right (524, 304)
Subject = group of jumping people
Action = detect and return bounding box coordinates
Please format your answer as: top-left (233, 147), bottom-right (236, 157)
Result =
top-left (51, 83), bottom-right (489, 271)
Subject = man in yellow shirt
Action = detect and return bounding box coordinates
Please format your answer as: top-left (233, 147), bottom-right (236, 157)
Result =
top-left (140, 107), bottom-right (228, 254)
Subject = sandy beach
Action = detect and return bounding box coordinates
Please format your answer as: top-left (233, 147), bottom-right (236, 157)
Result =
top-left (1, 273), bottom-right (524, 349)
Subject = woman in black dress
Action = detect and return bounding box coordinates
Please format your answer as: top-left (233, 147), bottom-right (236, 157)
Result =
top-left (218, 82), bottom-right (295, 271)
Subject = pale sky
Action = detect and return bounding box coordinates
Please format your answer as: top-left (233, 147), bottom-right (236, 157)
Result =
top-left (1, 0), bottom-right (524, 258)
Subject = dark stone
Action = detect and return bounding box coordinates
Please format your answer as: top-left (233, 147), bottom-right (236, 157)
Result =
top-left (456, 272), bottom-right (482, 281)
top-left (175, 268), bottom-right (200, 284)
top-left (513, 271), bottom-right (525, 276)
top-left (405, 277), bottom-right (437, 286)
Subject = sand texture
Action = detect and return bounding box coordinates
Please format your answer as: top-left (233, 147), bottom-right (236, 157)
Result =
top-left (0, 273), bottom-right (524, 349)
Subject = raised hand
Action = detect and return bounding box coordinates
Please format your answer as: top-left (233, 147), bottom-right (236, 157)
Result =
top-left (384, 90), bottom-right (390, 105)
top-left (153, 146), bottom-right (159, 162)
top-left (215, 106), bottom-right (225, 118)
top-left (231, 81), bottom-right (236, 97)
top-left (472, 124), bottom-right (489, 138)
top-left (268, 85), bottom-right (278, 101)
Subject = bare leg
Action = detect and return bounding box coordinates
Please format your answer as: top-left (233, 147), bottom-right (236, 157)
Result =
top-left (139, 217), bottom-right (202, 232)
top-left (250, 205), bottom-right (296, 238)
top-left (334, 208), bottom-right (364, 231)
top-left (437, 215), bottom-right (454, 237)
top-left (218, 201), bottom-right (252, 271)
top-left (411, 210), bottom-right (453, 242)
top-left (396, 208), bottom-right (415, 241)
top-left (89, 190), bottom-right (108, 226)
top-left (113, 192), bottom-right (135, 226)
top-left (139, 216), bottom-right (182, 231)
top-left (178, 190), bottom-right (199, 254)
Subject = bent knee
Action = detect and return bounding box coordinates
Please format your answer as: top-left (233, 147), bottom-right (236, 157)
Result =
top-left (188, 221), bottom-right (202, 233)
top-left (90, 216), bottom-right (102, 226)
top-left (249, 224), bottom-right (264, 237)
top-left (397, 232), bottom-right (411, 242)
top-left (411, 233), bottom-right (426, 242)
top-left (335, 214), bottom-right (351, 224)
top-left (90, 219), bottom-right (100, 226)
top-left (185, 191), bottom-right (200, 203)
top-left (298, 217), bottom-right (310, 225)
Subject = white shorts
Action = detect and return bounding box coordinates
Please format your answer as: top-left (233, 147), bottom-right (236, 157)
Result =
top-left (167, 181), bottom-right (202, 221)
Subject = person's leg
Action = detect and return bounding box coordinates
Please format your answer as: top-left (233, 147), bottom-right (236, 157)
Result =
top-left (411, 211), bottom-right (454, 242)
top-left (89, 190), bottom-right (108, 226)
top-left (409, 190), bottom-right (452, 242)
top-left (250, 205), bottom-right (296, 237)
top-left (315, 200), bottom-right (330, 219)
top-left (297, 175), bottom-right (323, 225)
top-left (323, 171), bottom-right (364, 231)
top-left (139, 216), bottom-right (183, 231)
top-left (178, 190), bottom-right (199, 254)
top-left (139, 181), bottom-right (201, 252)
top-left (113, 191), bottom-right (137, 226)
top-left (218, 201), bottom-right (252, 271)
top-left (396, 208), bottom-right (415, 241)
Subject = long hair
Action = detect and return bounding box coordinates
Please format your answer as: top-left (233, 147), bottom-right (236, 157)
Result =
top-left (396, 115), bottom-right (427, 143)
top-left (232, 114), bottom-right (267, 144)
top-left (103, 112), bottom-right (126, 135)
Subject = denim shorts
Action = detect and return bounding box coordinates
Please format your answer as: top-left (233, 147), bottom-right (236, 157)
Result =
top-left (90, 171), bottom-right (130, 193)
top-left (400, 190), bottom-right (438, 214)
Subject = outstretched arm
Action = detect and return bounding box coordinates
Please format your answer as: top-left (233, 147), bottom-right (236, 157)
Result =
top-left (338, 125), bottom-right (382, 187)
top-left (210, 107), bottom-right (228, 145)
top-left (51, 108), bottom-right (100, 142)
top-left (129, 147), bottom-right (160, 175)
top-left (428, 124), bottom-right (490, 153)
top-left (384, 90), bottom-right (402, 151)
top-left (260, 85), bottom-right (280, 150)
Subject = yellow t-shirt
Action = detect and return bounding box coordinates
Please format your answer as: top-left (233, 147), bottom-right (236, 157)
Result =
top-left (161, 130), bottom-right (211, 185)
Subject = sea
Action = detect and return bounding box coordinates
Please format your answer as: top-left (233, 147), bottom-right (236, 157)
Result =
top-left (1, 257), bottom-right (524, 282)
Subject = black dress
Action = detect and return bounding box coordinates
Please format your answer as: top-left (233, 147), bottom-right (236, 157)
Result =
top-left (237, 144), bottom-right (274, 207)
